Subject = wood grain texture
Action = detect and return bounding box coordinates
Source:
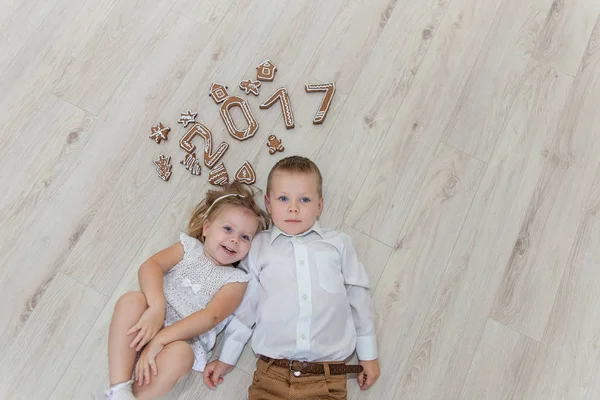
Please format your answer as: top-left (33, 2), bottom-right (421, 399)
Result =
top-left (510, 215), bottom-right (600, 400)
top-left (491, 16), bottom-right (600, 341)
top-left (344, 0), bottom-right (503, 245)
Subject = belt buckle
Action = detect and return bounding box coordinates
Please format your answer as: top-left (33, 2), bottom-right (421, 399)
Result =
top-left (289, 360), bottom-right (301, 377)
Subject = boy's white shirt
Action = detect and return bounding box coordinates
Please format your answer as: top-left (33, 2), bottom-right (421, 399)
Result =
top-left (218, 222), bottom-right (378, 365)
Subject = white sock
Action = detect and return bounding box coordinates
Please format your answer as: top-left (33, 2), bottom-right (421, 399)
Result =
top-left (105, 379), bottom-right (136, 400)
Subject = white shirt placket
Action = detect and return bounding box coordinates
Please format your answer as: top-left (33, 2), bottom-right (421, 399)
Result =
top-left (292, 237), bottom-right (312, 358)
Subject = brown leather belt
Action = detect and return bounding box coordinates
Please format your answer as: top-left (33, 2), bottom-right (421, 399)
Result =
top-left (259, 355), bottom-right (363, 375)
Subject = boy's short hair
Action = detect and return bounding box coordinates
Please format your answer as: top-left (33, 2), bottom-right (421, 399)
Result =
top-left (266, 156), bottom-right (323, 197)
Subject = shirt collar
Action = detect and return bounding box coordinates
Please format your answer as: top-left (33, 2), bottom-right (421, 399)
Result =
top-left (268, 221), bottom-right (323, 245)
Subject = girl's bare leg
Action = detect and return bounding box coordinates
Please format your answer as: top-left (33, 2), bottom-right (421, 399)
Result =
top-left (108, 291), bottom-right (148, 385)
top-left (133, 340), bottom-right (194, 399)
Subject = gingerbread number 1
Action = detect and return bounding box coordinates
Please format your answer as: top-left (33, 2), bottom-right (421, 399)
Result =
top-left (179, 123), bottom-right (229, 168)
top-left (305, 82), bottom-right (336, 125)
top-left (260, 88), bottom-right (295, 129)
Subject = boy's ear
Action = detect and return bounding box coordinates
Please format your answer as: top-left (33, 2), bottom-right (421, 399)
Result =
top-left (264, 194), bottom-right (271, 213)
top-left (318, 196), bottom-right (324, 216)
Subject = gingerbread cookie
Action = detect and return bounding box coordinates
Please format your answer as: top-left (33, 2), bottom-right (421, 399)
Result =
top-left (209, 83), bottom-right (229, 104)
top-left (256, 60), bottom-right (277, 81)
top-left (180, 153), bottom-right (201, 176)
top-left (266, 135), bottom-right (284, 155)
top-left (260, 87), bottom-right (295, 129)
top-left (179, 123), bottom-right (229, 168)
top-left (234, 160), bottom-right (256, 184)
top-left (208, 162), bottom-right (229, 186)
top-left (239, 79), bottom-right (261, 96)
top-left (177, 110), bottom-right (197, 127)
top-left (305, 82), bottom-right (336, 124)
top-left (153, 155), bottom-right (172, 181)
top-left (219, 96), bottom-right (259, 141)
top-left (149, 122), bottom-right (170, 144)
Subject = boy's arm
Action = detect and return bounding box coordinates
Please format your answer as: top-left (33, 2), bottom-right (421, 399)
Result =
top-left (217, 251), bottom-right (260, 365)
top-left (340, 233), bottom-right (378, 361)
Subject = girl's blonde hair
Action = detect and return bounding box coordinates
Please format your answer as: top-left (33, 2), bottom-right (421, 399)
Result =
top-left (188, 182), bottom-right (270, 242)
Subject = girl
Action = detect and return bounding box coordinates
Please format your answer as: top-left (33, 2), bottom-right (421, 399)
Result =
top-left (105, 182), bottom-right (270, 400)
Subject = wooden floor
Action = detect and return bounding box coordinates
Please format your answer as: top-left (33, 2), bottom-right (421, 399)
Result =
top-left (1, 0), bottom-right (600, 398)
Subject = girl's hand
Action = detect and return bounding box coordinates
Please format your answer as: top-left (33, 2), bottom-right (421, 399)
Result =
top-left (127, 306), bottom-right (165, 351)
top-left (135, 338), bottom-right (165, 386)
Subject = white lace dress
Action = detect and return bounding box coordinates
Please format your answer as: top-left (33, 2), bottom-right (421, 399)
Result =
top-left (162, 233), bottom-right (250, 371)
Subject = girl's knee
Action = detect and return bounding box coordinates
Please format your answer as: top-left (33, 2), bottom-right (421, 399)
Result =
top-left (163, 341), bottom-right (194, 376)
top-left (114, 291), bottom-right (147, 313)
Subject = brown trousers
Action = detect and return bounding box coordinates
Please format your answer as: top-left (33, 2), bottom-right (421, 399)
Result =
top-left (248, 357), bottom-right (347, 400)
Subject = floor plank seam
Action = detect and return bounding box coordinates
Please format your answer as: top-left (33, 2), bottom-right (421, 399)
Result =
top-left (487, 315), bottom-right (542, 343)
top-left (440, 141), bottom-right (488, 165)
top-left (50, 93), bottom-right (100, 119)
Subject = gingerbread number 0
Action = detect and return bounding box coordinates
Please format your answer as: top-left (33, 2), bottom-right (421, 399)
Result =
top-left (219, 96), bottom-right (259, 141)
top-left (305, 82), bottom-right (336, 125)
top-left (179, 123), bottom-right (229, 168)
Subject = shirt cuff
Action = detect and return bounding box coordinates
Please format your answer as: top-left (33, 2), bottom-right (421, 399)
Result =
top-left (218, 318), bottom-right (253, 366)
top-left (356, 335), bottom-right (378, 361)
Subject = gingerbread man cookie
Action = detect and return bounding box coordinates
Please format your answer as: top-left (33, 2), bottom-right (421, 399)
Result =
top-left (179, 123), bottom-right (229, 168)
top-left (149, 122), bottom-right (170, 144)
top-left (239, 79), bottom-right (261, 96)
top-left (209, 83), bottom-right (229, 104)
top-left (305, 82), bottom-right (336, 124)
top-left (177, 110), bottom-right (197, 127)
top-left (266, 135), bottom-right (284, 155)
top-left (260, 87), bottom-right (294, 129)
top-left (153, 155), bottom-right (172, 181)
top-left (219, 96), bottom-right (259, 141)
top-left (180, 153), bottom-right (201, 176)
top-left (208, 162), bottom-right (229, 186)
top-left (256, 60), bottom-right (277, 81)
top-left (234, 160), bottom-right (256, 184)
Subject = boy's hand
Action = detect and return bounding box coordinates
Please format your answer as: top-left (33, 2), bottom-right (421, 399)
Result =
top-left (357, 359), bottom-right (380, 390)
top-left (127, 305), bottom-right (165, 351)
top-left (203, 360), bottom-right (234, 389)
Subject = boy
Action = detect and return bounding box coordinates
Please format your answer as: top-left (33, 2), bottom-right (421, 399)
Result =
top-left (204, 156), bottom-right (380, 399)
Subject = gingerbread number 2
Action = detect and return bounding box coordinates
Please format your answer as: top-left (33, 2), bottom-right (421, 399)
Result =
top-left (305, 82), bottom-right (336, 125)
top-left (179, 123), bottom-right (229, 168)
top-left (260, 88), bottom-right (295, 129)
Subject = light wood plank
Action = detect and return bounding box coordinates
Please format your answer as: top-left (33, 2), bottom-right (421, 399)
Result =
top-left (585, 353), bottom-right (600, 400)
top-left (0, 273), bottom-right (106, 398)
top-left (313, 0), bottom-right (450, 230)
top-left (348, 143), bottom-right (485, 400)
top-left (443, 0), bottom-right (548, 161)
top-left (491, 17), bottom-right (600, 341)
top-left (393, 66), bottom-right (573, 400)
top-left (340, 224), bottom-right (392, 289)
top-left (0, 11), bottom-right (205, 344)
top-left (511, 215), bottom-right (600, 400)
top-left (0, 0), bottom-right (119, 145)
top-left (0, 94), bottom-right (95, 254)
top-left (459, 318), bottom-right (538, 400)
top-left (344, 0), bottom-right (503, 245)
top-left (53, 0), bottom-right (175, 115)
top-left (531, 0), bottom-right (600, 76)
top-left (0, 0), bottom-right (63, 72)
top-left (172, 0), bottom-right (234, 28)
top-left (59, 0), bottom-right (289, 295)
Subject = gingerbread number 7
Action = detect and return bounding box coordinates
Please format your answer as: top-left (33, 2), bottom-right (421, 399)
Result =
top-left (179, 123), bottom-right (228, 168)
top-left (305, 82), bottom-right (336, 125)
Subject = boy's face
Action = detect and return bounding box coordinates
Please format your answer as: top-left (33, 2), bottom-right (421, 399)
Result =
top-left (265, 170), bottom-right (323, 235)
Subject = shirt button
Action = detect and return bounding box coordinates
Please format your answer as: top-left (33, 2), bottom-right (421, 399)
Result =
top-left (299, 259), bottom-right (305, 266)
top-left (301, 334), bottom-right (307, 340)
top-left (302, 294), bottom-right (308, 300)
